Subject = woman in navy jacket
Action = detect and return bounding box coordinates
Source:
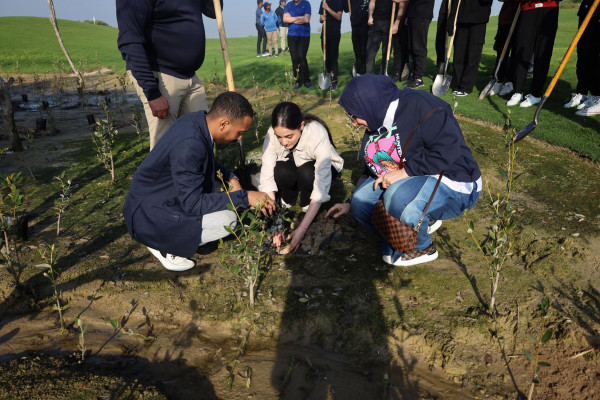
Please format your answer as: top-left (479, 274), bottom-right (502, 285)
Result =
top-left (326, 74), bottom-right (482, 266)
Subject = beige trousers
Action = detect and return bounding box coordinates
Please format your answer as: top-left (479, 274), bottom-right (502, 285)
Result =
top-left (279, 26), bottom-right (288, 50)
top-left (128, 71), bottom-right (208, 150)
top-left (266, 30), bottom-right (278, 55)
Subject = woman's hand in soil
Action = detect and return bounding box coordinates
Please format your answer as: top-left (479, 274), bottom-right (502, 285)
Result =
top-left (272, 230), bottom-right (285, 248)
top-left (286, 227), bottom-right (306, 254)
top-left (247, 191), bottom-right (276, 215)
top-left (324, 203), bottom-right (351, 219)
top-left (374, 169), bottom-right (409, 190)
top-left (149, 95), bottom-right (169, 119)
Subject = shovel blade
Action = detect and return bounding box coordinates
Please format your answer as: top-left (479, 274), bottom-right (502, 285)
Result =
top-left (479, 79), bottom-right (496, 101)
top-left (318, 73), bottom-right (331, 90)
top-left (509, 121), bottom-right (537, 146)
top-left (432, 74), bottom-right (452, 97)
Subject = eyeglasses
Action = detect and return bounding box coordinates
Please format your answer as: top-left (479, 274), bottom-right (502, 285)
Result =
top-left (345, 112), bottom-right (357, 123)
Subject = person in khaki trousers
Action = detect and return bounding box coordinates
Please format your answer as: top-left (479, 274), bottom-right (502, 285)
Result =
top-left (117, 0), bottom-right (220, 150)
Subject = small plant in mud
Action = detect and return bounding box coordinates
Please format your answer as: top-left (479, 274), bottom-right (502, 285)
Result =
top-left (131, 104), bottom-right (146, 148)
top-left (0, 172), bottom-right (27, 286)
top-left (37, 243), bottom-right (70, 333)
top-left (217, 170), bottom-right (271, 306)
top-left (344, 116), bottom-right (363, 150)
top-left (523, 297), bottom-right (554, 400)
top-left (276, 64), bottom-right (297, 102)
top-left (92, 99), bottom-right (118, 183)
top-left (54, 171), bottom-right (72, 236)
top-left (109, 318), bottom-right (154, 342)
top-left (225, 333), bottom-right (250, 389)
top-left (465, 133), bottom-right (521, 314)
top-left (74, 317), bottom-right (88, 361)
top-left (250, 76), bottom-right (268, 141)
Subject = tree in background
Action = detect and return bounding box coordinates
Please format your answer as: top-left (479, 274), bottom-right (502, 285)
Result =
top-left (47, 0), bottom-right (84, 89)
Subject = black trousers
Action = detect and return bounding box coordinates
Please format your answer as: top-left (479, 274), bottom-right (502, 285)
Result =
top-left (392, 17), bottom-right (409, 77)
top-left (407, 17), bottom-right (431, 80)
top-left (366, 19), bottom-right (391, 75)
top-left (288, 35), bottom-right (311, 85)
top-left (435, 11), bottom-right (448, 69)
top-left (321, 32), bottom-right (341, 84)
top-left (452, 22), bottom-right (487, 93)
top-left (274, 154), bottom-right (338, 207)
top-left (511, 7), bottom-right (558, 97)
top-left (493, 24), bottom-right (516, 83)
top-left (576, 14), bottom-right (600, 96)
top-left (351, 23), bottom-right (369, 75)
top-left (256, 23), bottom-right (267, 54)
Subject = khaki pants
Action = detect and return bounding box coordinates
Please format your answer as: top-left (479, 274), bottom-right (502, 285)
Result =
top-left (128, 71), bottom-right (208, 150)
top-left (279, 26), bottom-right (288, 50)
top-left (266, 30), bottom-right (278, 55)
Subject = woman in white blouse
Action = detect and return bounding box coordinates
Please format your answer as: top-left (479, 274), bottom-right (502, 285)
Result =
top-left (260, 102), bottom-right (344, 253)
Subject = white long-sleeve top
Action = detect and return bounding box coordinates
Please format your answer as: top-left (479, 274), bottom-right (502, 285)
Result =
top-left (259, 121), bottom-right (344, 203)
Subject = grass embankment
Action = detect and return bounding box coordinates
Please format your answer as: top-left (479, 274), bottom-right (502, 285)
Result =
top-left (1, 9), bottom-right (598, 161)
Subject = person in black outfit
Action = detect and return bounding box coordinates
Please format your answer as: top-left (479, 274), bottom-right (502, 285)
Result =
top-left (448, 0), bottom-right (493, 96)
top-left (404, 0), bottom-right (435, 88)
top-left (366, 0), bottom-right (408, 75)
top-left (256, 0), bottom-right (268, 57)
top-left (319, 0), bottom-right (344, 90)
top-left (350, 0), bottom-right (370, 76)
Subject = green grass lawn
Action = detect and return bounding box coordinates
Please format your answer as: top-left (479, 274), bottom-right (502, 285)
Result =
top-left (1, 9), bottom-right (599, 160)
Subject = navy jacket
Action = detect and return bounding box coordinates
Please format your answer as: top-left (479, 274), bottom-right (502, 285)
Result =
top-left (123, 111), bottom-right (248, 258)
top-left (116, 0), bottom-right (222, 101)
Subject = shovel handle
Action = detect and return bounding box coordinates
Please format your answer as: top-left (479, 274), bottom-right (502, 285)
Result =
top-left (348, 0), bottom-right (351, 16)
top-left (544, 0), bottom-right (600, 98)
top-left (385, 2), bottom-right (396, 63)
top-left (213, 0), bottom-right (234, 91)
top-left (323, 9), bottom-right (327, 62)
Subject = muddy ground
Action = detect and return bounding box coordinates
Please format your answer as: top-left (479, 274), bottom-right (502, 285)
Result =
top-left (0, 75), bottom-right (599, 399)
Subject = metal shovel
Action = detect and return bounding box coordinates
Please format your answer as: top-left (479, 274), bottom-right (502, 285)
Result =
top-left (432, 0), bottom-right (461, 97)
top-left (479, 8), bottom-right (520, 101)
top-left (318, 9), bottom-right (331, 90)
top-left (510, 0), bottom-right (600, 145)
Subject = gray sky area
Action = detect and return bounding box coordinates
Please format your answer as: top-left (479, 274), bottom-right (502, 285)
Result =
top-left (0, 1), bottom-right (501, 38)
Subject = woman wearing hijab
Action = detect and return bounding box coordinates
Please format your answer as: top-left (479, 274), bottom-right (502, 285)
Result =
top-left (325, 74), bottom-right (482, 266)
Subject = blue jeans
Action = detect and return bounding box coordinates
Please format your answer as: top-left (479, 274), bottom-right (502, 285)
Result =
top-left (351, 176), bottom-right (481, 256)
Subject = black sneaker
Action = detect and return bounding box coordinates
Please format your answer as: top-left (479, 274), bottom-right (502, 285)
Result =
top-left (404, 78), bottom-right (424, 89)
top-left (304, 81), bottom-right (314, 89)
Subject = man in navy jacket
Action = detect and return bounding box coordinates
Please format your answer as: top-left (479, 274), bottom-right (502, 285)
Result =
top-left (123, 92), bottom-right (276, 271)
top-left (117, 0), bottom-right (223, 150)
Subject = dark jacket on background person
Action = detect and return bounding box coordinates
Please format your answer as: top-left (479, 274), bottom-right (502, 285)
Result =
top-left (406, 0), bottom-right (435, 19)
top-left (350, 0), bottom-right (369, 25)
top-left (123, 111), bottom-right (247, 258)
top-left (276, 3), bottom-right (289, 27)
top-left (448, 0), bottom-right (493, 26)
top-left (116, 0), bottom-right (222, 102)
top-left (578, 0), bottom-right (600, 18)
top-left (338, 75), bottom-right (481, 184)
top-left (319, 0), bottom-right (344, 34)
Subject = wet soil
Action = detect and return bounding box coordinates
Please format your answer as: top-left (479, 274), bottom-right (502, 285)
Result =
top-left (0, 77), bottom-right (599, 399)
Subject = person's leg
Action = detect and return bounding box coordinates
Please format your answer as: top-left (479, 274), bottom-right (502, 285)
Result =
top-left (288, 36), bottom-right (301, 83)
top-left (459, 23), bottom-right (486, 93)
top-left (452, 24), bottom-right (468, 91)
top-left (274, 157), bottom-right (299, 205)
top-left (296, 161), bottom-right (316, 207)
top-left (576, 14), bottom-right (590, 95)
top-left (328, 33), bottom-right (341, 85)
top-left (530, 7), bottom-right (558, 98)
top-left (392, 17), bottom-right (409, 79)
top-left (511, 9), bottom-right (538, 95)
top-left (435, 10), bottom-right (448, 73)
top-left (297, 36), bottom-right (311, 85)
top-left (365, 21), bottom-right (384, 74)
top-left (266, 30), bottom-right (274, 55)
top-left (587, 18), bottom-right (600, 96)
top-left (260, 25), bottom-right (268, 53)
top-left (408, 17), bottom-right (431, 80)
top-left (379, 20), bottom-right (391, 75)
top-left (128, 70), bottom-right (187, 150)
top-left (177, 74), bottom-right (209, 118)
top-left (350, 176), bottom-right (383, 235)
top-left (199, 210), bottom-right (238, 245)
top-left (256, 23), bottom-right (262, 55)
top-left (352, 23), bottom-right (369, 74)
top-left (494, 24), bottom-right (510, 82)
top-left (279, 26), bottom-right (287, 50)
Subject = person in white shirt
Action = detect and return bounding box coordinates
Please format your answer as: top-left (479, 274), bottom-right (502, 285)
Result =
top-left (259, 102), bottom-right (344, 253)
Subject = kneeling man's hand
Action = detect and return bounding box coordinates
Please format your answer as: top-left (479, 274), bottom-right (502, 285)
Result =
top-left (247, 191), bottom-right (276, 215)
top-left (324, 203), bottom-right (351, 219)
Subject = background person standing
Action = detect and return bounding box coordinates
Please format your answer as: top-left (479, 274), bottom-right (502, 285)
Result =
top-left (117, 0), bottom-right (222, 150)
top-left (319, 0), bottom-right (344, 90)
top-left (403, 0), bottom-right (435, 89)
top-left (350, 0), bottom-right (370, 76)
top-left (284, 0), bottom-right (313, 89)
top-left (256, 0), bottom-right (269, 57)
top-left (261, 2), bottom-right (280, 56)
top-left (276, 0), bottom-right (289, 53)
top-left (365, 0), bottom-right (408, 75)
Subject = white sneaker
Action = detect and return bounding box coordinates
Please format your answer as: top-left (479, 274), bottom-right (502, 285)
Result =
top-left (575, 97), bottom-right (600, 116)
top-left (577, 95), bottom-right (599, 110)
top-left (427, 220), bottom-right (442, 234)
top-left (147, 247), bottom-right (195, 271)
top-left (383, 244), bottom-right (439, 267)
top-left (506, 93), bottom-right (523, 107)
top-left (564, 93), bottom-right (585, 108)
top-left (489, 82), bottom-right (504, 96)
top-left (499, 81), bottom-right (513, 96)
top-left (261, 52), bottom-right (270, 57)
top-left (519, 94), bottom-right (541, 108)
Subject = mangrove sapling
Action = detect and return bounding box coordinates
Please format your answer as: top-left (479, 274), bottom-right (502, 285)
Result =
top-left (217, 171), bottom-right (271, 306)
top-left (109, 318), bottom-right (154, 342)
top-left (130, 104), bottom-right (146, 148)
top-left (523, 297), bottom-right (554, 400)
top-left (465, 133), bottom-right (521, 314)
top-left (92, 99), bottom-right (118, 182)
top-left (74, 317), bottom-right (88, 361)
top-left (37, 243), bottom-right (70, 333)
top-left (54, 171), bottom-right (72, 236)
top-left (0, 172), bottom-right (27, 286)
